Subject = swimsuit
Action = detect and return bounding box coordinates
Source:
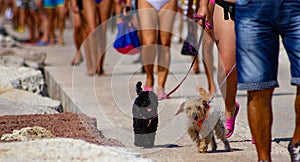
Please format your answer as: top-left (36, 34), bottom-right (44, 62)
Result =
top-left (95, 0), bottom-right (102, 4)
top-left (77, 0), bottom-right (83, 11)
top-left (146, 0), bottom-right (170, 10)
top-left (43, 0), bottom-right (64, 8)
top-left (215, 0), bottom-right (235, 20)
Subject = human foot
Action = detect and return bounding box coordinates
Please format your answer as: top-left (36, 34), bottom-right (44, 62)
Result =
top-left (157, 87), bottom-right (169, 100)
top-left (225, 102), bottom-right (240, 138)
top-left (157, 91), bottom-right (169, 100)
top-left (71, 54), bottom-right (83, 66)
top-left (58, 36), bottom-right (65, 46)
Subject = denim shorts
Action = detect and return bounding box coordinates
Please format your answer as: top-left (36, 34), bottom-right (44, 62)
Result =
top-left (235, 0), bottom-right (300, 91)
top-left (43, 0), bottom-right (64, 8)
top-left (19, 0), bottom-right (37, 10)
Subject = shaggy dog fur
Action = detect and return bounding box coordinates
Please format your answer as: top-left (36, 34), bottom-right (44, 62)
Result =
top-left (132, 81), bottom-right (158, 148)
top-left (176, 87), bottom-right (231, 153)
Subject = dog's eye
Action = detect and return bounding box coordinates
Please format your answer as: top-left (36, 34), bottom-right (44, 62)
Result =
top-left (187, 107), bottom-right (192, 110)
top-left (197, 106), bottom-right (201, 110)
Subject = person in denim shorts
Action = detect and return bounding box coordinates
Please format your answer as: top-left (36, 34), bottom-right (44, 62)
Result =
top-left (235, 0), bottom-right (300, 161)
top-left (18, 0), bottom-right (40, 43)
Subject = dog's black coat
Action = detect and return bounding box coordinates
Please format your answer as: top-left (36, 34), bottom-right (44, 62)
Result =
top-left (132, 81), bottom-right (158, 148)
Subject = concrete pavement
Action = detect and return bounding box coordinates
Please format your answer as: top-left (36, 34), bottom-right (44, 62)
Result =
top-left (14, 21), bottom-right (295, 161)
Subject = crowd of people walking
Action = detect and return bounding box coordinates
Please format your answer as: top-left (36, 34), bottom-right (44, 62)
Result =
top-left (0, 0), bottom-right (299, 162)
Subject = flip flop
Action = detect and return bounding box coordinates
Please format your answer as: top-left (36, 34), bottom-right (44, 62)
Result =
top-left (157, 91), bottom-right (170, 100)
top-left (36, 40), bottom-right (49, 46)
top-left (225, 102), bottom-right (240, 138)
top-left (143, 86), bottom-right (153, 92)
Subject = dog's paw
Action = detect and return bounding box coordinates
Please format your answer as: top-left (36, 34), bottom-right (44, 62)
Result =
top-left (224, 145), bottom-right (233, 152)
top-left (198, 145), bottom-right (208, 153)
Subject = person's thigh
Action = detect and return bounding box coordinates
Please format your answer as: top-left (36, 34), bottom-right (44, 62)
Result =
top-left (158, 0), bottom-right (177, 46)
top-left (138, 0), bottom-right (159, 44)
top-left (235, 0), bottom-right (280, 91)
top-left (98, 0), bottom-right (113, 22)
top-left (82, 0), bottom-right (98, 31)
top-left (280, 0), bottom-right (300, 86)
top-left (213, 4), bottom-right (235, 72)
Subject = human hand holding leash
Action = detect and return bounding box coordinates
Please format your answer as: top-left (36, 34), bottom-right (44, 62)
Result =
top-left (195, 0), bottom-right (214, 38)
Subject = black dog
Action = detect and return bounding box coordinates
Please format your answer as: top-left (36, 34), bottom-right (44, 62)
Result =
top-left (132, 81), bottom-right (158, 148)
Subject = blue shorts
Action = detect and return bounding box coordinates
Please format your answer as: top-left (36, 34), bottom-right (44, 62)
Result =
top-left (43, 0), bottom-right (64, 8)
top-left (235, 0), bottom-right (300, 91)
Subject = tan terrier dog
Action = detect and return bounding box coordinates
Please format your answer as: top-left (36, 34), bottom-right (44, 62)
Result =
top-left (176, 87), bottom-right (232, 153)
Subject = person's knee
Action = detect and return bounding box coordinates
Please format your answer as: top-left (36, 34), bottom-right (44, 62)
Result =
top-left (159, 40), bottom-right (171, 47)
top-left (248, 88), bottom-right (274, 102)
top-left (142, 38), bottom-right (157, 46)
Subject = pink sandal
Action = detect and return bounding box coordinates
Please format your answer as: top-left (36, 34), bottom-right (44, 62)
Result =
top-left (144, 86), bottom-right (153, 92)
top-left (157, 92), bottom-right (170, 100)
top-left (225, 102), bottom-right (240, 138)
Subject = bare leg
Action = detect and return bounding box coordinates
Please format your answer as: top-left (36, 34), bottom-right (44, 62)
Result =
top-left (292, 86), bottom-right (300, 145)
top-left (191, 21), bottom-right (200, 74)
top-left (138, 1), bottom-right (159, 89)
top-left (202, 32), bottom-right (216, 95)
top-left (157, 0), bottom-right (177, 94)
top-left (19, 9), bottom-right (26, 32)
top-left (213, 5), bottom-right (237, 124)
top-left (248, 88), bottom-right (273, 161)
top-left (27, 11), bottom-right (36, 42)
top-left (82, 0), bottom-right (98, 75)
top-left (71, 9), bottom-right (83, 65)
top-left (39, 12), bottom-right (50, 43)
top-left (57, 5), bottom-right (66, 45)
top-left (96, 0), bottom-right (113, 76)
top-left (48, 8), bottom-right (56, 45)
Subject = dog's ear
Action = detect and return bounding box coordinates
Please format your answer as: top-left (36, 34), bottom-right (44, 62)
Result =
top-left (136, 81), bottom-right (143, 95)
top-left (175, 102), bottom-right (186, 116)
top-left (197, 87), bottom-right (210, 101)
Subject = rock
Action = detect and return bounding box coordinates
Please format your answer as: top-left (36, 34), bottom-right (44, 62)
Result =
top-left (0, 66), bottom-right (44, 94)
top-left (0, 35), bottom-right (20, 48)
top-left (0, 88), bottom-right (62, 115)
top-left (0, 98), bottom-right (59, 116)
top-left (1, 126), bottom-right (56, 141)
top-left (0, 138), bottom-right (153, 162)
top-left (0, 47), bottom-right (46, 68)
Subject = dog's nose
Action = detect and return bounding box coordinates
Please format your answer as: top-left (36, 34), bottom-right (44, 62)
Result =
top-left (192, 112), bottom-right (197, 119)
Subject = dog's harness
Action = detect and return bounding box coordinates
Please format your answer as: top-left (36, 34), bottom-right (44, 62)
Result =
top-left (147, 114), bottom-right (158, 127)
top-left (140, 113), bottom-right (158, 127)
top-left (197, 104), bottom-right (210, 129)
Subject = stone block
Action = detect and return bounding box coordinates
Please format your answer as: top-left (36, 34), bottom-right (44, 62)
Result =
top-left (0, 88), bottom-right (61, 115)
top-left (0, 66), bottom-right (44, 94)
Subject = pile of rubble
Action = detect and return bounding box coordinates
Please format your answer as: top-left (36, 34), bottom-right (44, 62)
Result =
top-left (0, 36), bottom-right (61, 115)
top-left (0, 31), bottom-right (152, 162)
